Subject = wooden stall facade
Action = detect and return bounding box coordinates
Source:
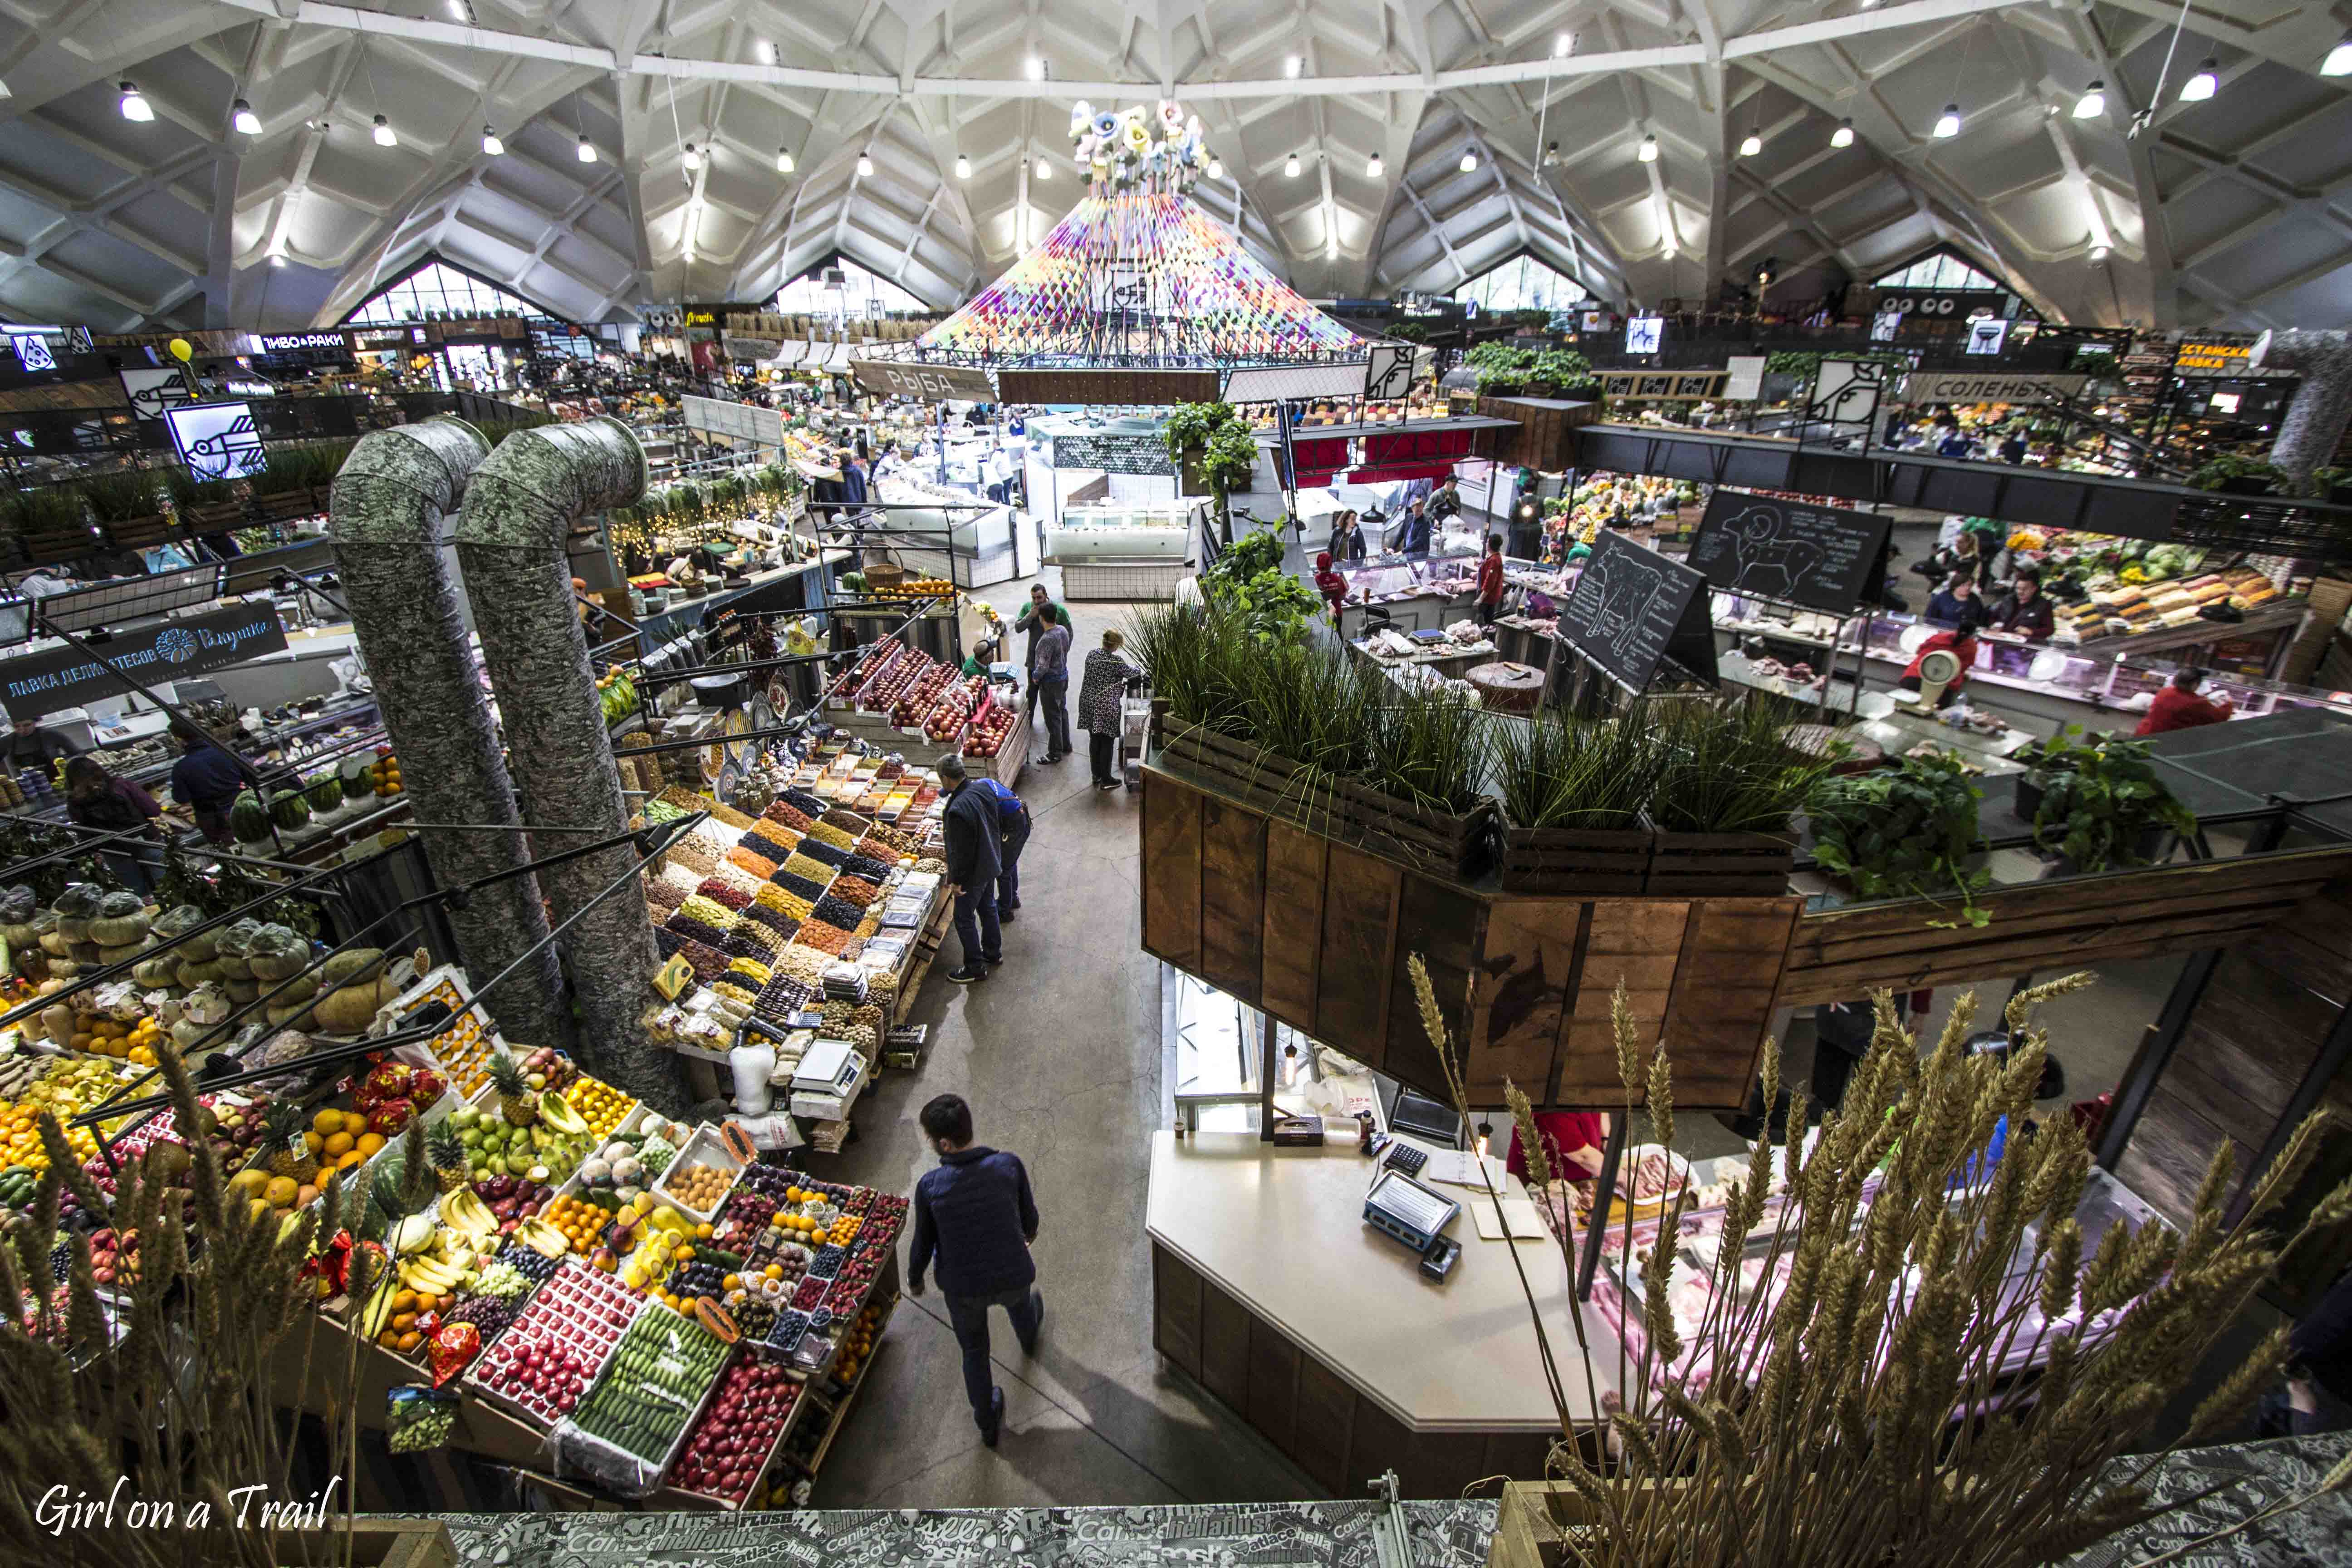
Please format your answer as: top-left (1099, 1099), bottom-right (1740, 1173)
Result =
top-left (1141, 763), bottom-right (1798, 1112)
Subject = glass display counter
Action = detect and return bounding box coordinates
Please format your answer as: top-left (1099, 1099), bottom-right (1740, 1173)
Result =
top-left (1044, 500), bottom-right (1192, 563)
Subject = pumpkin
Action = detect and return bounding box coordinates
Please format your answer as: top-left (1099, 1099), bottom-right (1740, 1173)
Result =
top-left (313, 975), bottom-right (400, 1034)
top-left (39, 931), bottom-right (74, 958)
top-left (96, 941), bottom-right (146, 968)
top-left (213, 918), bottom-right (260, 979)
top-left (90, 891), bottom-right (150, 947)
top-left (230, 792), bottom-right (272, 844)
top-left (152, 905), bottom-right (214, 962)
top-left (224, 978), bottom-right (260, 1005)
top-left (52, 882), bottom-right (103, 941)
top-left (245, 925), bottom-right (309, 982)
top-left (175, 958), bottom-right (226, 988)
top-left (269, 973), bottom-right (320, 1004)
top-left (132, 956), bottom-right (179, 989)
top-left (320, 947), bottom-right (386, 989)
top-left (0, 885), bottom-right (39, 949)
top-left (265, 999), bottom-right (315, 1029)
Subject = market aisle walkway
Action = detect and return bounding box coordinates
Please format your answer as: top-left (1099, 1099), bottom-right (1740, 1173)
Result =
top-left (813, 578), bottom-right (1320, 1507)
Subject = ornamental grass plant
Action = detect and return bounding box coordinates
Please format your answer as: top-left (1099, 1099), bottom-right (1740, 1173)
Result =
top-left (1495, 708), bottom-right (1663, 831)
top-left (1411, 957), bottom-right (2352, 1568)
top-left (0, 1035), bottom-right (373, 1567)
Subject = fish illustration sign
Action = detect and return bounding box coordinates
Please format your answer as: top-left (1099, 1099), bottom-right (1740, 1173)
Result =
top-left (0, 605), bottom-right (288, 720)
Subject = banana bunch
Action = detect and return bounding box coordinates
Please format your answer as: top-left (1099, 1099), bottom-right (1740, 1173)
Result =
top-left (398, 1245), bottom-right (473, 1298)
top-left (511, 1216), bottom-right (570, 1260)
top-left (438, 1187), bottom-right (501, 1250)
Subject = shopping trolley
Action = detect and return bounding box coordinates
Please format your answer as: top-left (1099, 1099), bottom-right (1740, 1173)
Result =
top-left (1118, 668), bottom-right (1152, 791)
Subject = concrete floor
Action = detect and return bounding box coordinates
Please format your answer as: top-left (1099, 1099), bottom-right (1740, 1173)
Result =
top-left (808, 524), bottom-right (2225, 1508)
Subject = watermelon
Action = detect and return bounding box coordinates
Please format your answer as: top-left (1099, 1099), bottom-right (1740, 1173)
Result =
top-left (339, 755), bottom-right (374, 801)
top-left (269, 790), bottom-right (312, 830)
top-left (230, 792), bottom-right (273, 843)
top-left (304, 771), bottom-right (343, 814)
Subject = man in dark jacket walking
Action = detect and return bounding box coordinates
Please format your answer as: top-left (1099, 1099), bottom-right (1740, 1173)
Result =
top-left (938, 754), bottom-right (1003, 983)
top-left (908, 1093), bottom-right (1042, 1446)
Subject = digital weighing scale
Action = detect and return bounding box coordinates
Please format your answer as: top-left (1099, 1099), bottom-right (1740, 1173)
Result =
top-left (1363, 1168), bottom-right (1464, 1282)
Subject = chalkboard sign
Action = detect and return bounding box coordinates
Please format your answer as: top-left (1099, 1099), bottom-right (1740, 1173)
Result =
top-left (1687, 490), bottom-right (1892, 615)
top-left (1555, 531), bottom-right (1715, 694)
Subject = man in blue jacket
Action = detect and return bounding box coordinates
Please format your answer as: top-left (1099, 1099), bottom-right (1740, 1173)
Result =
top-left (907, 1093), bottom-right (1042, 1446)
top-left (937, 754), bottom-right (1002, 983)
top-left (976, 776), bottom-right (1031, 920)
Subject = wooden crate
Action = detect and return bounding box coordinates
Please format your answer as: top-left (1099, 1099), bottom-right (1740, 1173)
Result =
top-left (1643, 820), bottom-right (1797, 897)
top-left (100, 513), bottom-right (176, 550)
top-left (1497, 821), bottom-right (1651, 896)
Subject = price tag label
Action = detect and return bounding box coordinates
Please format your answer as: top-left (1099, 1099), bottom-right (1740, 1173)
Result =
top-left (653, 953), bottom-right (696, 1000)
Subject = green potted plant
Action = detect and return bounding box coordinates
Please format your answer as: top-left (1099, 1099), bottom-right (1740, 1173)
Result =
top-left (1807, 749), bottom-right (1990, 923)
top-left (2021, 725), bottom-right (2197, 872)
top-left (1494, 710), bottom-right (1659, 893)
top-left (1644, 699), bottom-right (1832, 894)
top-left (2188, 452), bottom-right (2286, 496)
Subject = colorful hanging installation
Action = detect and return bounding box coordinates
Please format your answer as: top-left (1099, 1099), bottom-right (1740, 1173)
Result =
top-left (912, 102), bottom-right (1362, 370)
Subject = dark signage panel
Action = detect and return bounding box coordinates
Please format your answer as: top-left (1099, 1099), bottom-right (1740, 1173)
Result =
top-left (0, 605), bottom-right (289, 720)
top-left (1687, 490), bottom-right (1891, 614)
top-left (1555, 530), bottom-right (1713, 694)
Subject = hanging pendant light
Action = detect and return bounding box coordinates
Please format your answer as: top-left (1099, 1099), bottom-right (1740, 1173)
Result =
top-left (2088, 243), bottom-right (2110, 262)
top-left (1739, 132), bottom-right (1762, 157)
top-left (955, 152), bottom-right (971, 179)
top-left (118, 82), bottom-right (153, 122)
top-left (2180, 59), bottom-right (2218, 101)
top-left (682, 142), bottom-right (702, 170)
top-left (1206, 156), bottom-right (1224, 179)
top-left (1637, 133), bottom-right (1658, 162)
top-left (268, 249), bottom-right (287, 268)
top-left (1933, 103), bottom-right (1961, 137)
top-left (856, 150), bottom-right (874, 177)
top-left (578, 134), bottom-right (597, 162)
top-left (2073, 80), bottom-right (2106, 118)
top-left (1830, 118), bottom-right (1855, 149)
top-left (481, 126), bottom-right (503, 156)
top-left (755, 38), bottom-right (777, 65)
top-left (1034, 156), bottom-right (1051, 181)
top-left (372, 114), bottom-right (397, 147)
top-left (1285, 152), bottom-right (1302, 177)
top-left (2324, 34), bottom-right (2352, 76)
top-left (1459, 147), bottom-right (1478, 172)
top-left (232, 98), bottom-right (261, 136)
top-left (1368, 152), bottom-right (1384, 177)
top-left (776, 147), bottom-right (796, 173)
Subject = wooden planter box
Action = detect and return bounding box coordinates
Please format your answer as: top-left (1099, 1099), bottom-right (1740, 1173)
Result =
top-left (1496, 819), bottom-right (1651, 896)
top-left (179, 499), bottom-right (247, 532)
top-left (253, 486), bottom-right (319, 522)
top-left (1643, 815), bottom-right (1796, 896)
top-left (20, 527), bottom-right (95, 564)
top-left (100, 512), bottom-right (176, 550)
top-left (1163, 722), bottom-right (1495, 878)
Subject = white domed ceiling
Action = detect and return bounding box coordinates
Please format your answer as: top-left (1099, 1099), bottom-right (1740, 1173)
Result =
top-left (0, 0), bottom-right (2345, 332)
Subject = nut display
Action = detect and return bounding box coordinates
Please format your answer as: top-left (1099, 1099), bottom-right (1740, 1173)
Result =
top-left (663, 1160), bottom-right (733, 1212)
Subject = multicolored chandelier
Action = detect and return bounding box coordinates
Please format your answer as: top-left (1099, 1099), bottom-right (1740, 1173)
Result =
top-left (909, 102), bottom-right (1362, 370)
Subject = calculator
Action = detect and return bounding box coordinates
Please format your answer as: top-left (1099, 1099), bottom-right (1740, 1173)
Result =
top-left (1382, 1141), bottom-right (1428, 1179)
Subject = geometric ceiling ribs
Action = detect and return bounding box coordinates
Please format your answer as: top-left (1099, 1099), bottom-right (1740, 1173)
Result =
top-left (0, 1), bottom-right (2340, 332)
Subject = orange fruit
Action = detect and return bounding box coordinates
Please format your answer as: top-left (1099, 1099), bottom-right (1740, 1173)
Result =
top-left (312, 1108), bottom-right (343, 1135)
top-left (336, 1150), bottom-right (364, 1171)
top-left (323, 1132), bottom-right (355, 1158)
top-left (354, 1132), bottom-right (385, 1156)
top-left (341, 1111), bottom-right (368, 1137)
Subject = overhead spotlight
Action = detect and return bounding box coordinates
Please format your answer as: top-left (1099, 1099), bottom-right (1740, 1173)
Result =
top-left (755, 38), bottom-right (777, 65)
top-left (1027, 56), bottom-right (1048, 81)
top-left (1831, 118), bottom-right (1855, 148)
top-left (856, 150), bottom-right (874, 177)
top-left (2073, 79), bottom-right (2106, 118)
top-left (955, 152), bottom-right (971, 179)
top-left (481, 126), bottom-right (503, 156)
top-left (1285, 152), bottom-right (1302, 177)
top-left (232, 98), bottom-right (261, 136)
top-left (2325, 34), bottom-right (2352, 76)
top-left (118, 82), bottom-right (153, 122)
top-left (682, 142), bottom-right (702, 170)
top-left (1285, 56), bottom-right (1303, 79)
top-left (2089, 243), bottom-right (2111, 262)
top-left (1459, 148), bottom-right (1478, 172)
top-left (2180, 59), bottom-right (2217, 100)
top-left (372, 114), bottom-right (397, 147)
top-left (1542, 141), bottom-right (1560, 167)
top-left (578, 134), bottom-right (597, 162)
top-left (1739, 132), bottom-right (1762, 157)
top-left (1933, 103), bottom-right (1961, 138)
top-left (776, 147), bottom-right (796, 173)
top-left (1367, 152), bottom-right (1384, 177)
top-left (1206, 156), bottom-right (1224, 179)
top-left (1033, 156), bottom-right (1051, 181)
top-left (1637, 133), bottom-right (1658, 162)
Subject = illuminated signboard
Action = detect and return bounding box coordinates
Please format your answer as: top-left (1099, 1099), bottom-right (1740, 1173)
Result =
top-left (256, 333), bottom-right (349, 353)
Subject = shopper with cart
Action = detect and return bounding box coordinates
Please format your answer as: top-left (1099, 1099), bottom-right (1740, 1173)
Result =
top-left (1078, 629), bottom-right (1137, 791)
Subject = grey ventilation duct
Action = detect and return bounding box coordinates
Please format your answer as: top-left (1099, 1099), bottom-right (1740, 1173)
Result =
top-left (453, 417), bottom-right (681, 1112)
top-left (328, 418), bottom-right (573, 1050)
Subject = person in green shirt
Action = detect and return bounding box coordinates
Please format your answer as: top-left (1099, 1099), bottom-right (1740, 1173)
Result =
top-left (1014, 586), bottom-right (1072, 722)
top-left (961, 637), bottom-right (1000, 678)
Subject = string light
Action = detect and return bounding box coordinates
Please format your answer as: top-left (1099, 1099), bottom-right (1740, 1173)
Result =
top-left (232, 98), bottom-right (260, 136)
top-left (482, 126), bottom-right (503, 156)
top-left (372, 114), bottom-right (397, 147)
top-left (2180, 59), bottom-right (2218, 100)
top-left (1831, 118), bottom-right (1855, 149)
top-left (119, 82), bottom-right (153, 122)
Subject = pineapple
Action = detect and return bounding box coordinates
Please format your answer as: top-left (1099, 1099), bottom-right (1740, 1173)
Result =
top-left (488, 1049), bottom-right (539, 1129)
top-left (263, 1099), bottom-right (318, 1185)
top-left (427, 1121), bottom-right (467, 1193)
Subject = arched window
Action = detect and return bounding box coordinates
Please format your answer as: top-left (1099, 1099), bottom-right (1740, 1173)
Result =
top-left (1873, 251), bottom-right (2004, 291)
top-left (774, 258), bottom-right (928, 319)
top-left (1453, 255), bottom-right (1590, 313)
top-left (343, 260), bottom-right (554, 324)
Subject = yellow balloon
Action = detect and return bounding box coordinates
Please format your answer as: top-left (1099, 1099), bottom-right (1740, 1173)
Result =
top-left (168, 338), bottom-right (193, 362)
